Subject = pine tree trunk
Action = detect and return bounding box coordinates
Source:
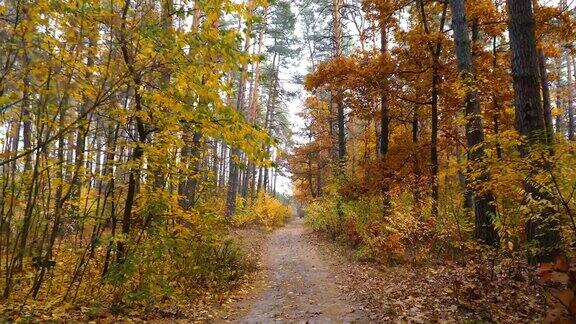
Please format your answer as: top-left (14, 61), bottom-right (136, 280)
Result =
top-left (379, 23), bottom-right (391, 212)
top-left (225, 2), bottom-right (253, 217)
top-left (492, 37), bottom-right (504, 159)
top-left (333, 0), bottom-right (346, 168)
top-left (507, 0), bottom-right (562, 263)
top-left (412, 107), bottom-right (422, 216)
top-left (225, 147), bottom-right (240, 219)
top-left (567, 55), bottom-right (574, 140)
top-left (450, 0), bottom-right (498, 246)
top-left (538, 50), bottom-right (554, 145)
top-left (555, 57), bottom-right (563, 134)
top-left (179, 129), bottom-right (202, 209)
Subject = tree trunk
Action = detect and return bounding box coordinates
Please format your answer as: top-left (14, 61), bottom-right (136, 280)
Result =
top-left (333, 0), bottom-right (346, 168)
top-left (225, 1), bottom-right (254, 218)
top-left (178, 129), bottom-right (202, 209)
top-left (412, 106), bottom-right (422, 216)
top-left (567, 54), bottom-right (574, 140)
top-left (450, 0), bottom-right (498, 246)
top-left (555, 57), bottom-right (563, 134)
top-left (379, 23), bottom-right (391, 212)
top-left (538, 50), bottom-right (554, 145)
top-left (259, 53), bottom-right (279, 194)
top-left (225, 147), bottom-right (240, 219)
top-left (117, 0), bottom-right (147, 264)
top-left (418, 0), bottom-right (447, 220)
top-left (507, 0), bottom-right (562, 263)
top-left (243, 9), bottom-right (269, 200)
top-left (492, 36), bottom-right (504, 159)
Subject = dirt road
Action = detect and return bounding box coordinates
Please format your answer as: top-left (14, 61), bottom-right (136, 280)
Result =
top-left (234, 218), bottom-right (370, 323)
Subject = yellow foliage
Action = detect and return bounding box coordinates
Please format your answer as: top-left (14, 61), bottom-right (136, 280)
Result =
top-left (233, 193), bottom-right (291, 230)
top-left (304, 191), bottom-right (424, 264)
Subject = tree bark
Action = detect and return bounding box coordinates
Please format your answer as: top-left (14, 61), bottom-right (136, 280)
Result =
top-left (379, 22), bottom-right (391, 212)
top-left (567, 55), bottom-right (574, 140)
top-left (333, 0), bottom-right (346, 168)
top-left (418, 0), bottom-right (447, 219)
top-left (225, 0), bottom-right (254, 218)
top-left (178, 129), bottom-right (202, 209)
top-left (116, 0), bottom-right (148, 264)
top-left (450, 0), bottom-right (498, 246)
top-left (538, 50), bottom-right (554, 145)
top-left (507, 0), bottom-right (562, 263)
top-left (555, 57), bottom-right (563, 134)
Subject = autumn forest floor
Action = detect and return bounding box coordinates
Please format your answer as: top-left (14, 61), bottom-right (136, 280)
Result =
top-left (213, 217), bottom-right (551, 323)
top-left (34, 216), bottom-right (563, 322)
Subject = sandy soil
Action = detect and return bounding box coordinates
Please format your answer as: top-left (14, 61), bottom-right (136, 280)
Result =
top-left (227, 218), bottom-right (370, 323)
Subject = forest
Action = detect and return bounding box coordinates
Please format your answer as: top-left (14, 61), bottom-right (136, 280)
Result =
top-left (0, 0), bottom-right (576, 322)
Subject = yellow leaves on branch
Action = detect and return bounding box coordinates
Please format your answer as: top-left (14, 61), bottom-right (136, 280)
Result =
top-left (465, 0), bottom-right (506, 36)
top-left (305, 52), bottom-right (394, 93)
top-left (534, 4), bottom-right (576, 46)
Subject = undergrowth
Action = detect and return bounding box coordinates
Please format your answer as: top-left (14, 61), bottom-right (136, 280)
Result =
top-left (233, 193), bottom-right (291, 230)
top-left (0, 191), bottom-right (291, 321)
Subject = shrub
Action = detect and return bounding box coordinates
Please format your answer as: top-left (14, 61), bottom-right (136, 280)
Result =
top-left (304, 193), bottom-right (414, 263)
top-left (233, 193), bottom-right (291, 229)
top-left (103, 196), bottom-right (253, 310)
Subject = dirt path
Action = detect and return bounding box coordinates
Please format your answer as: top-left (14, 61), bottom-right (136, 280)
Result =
top-left (232, 218), bottom-right (370, 323)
